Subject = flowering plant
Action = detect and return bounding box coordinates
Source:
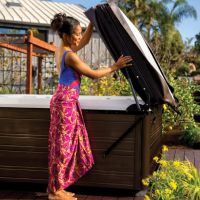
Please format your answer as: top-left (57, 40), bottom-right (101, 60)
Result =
top-left (142, 145), bottom-right (200, 200)
top-left (80, 71), bottom-right (132, 96)
top-left (162, 76), bottom-right (200, 133)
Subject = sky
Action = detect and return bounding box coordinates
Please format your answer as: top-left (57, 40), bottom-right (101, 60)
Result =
top-left (55, 0), bottom-right (200, 44)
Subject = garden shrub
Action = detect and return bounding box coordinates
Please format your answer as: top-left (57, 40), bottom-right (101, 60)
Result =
top-left (176, 64), bottom-right (189, 76)
top-left (181, 123), bottom-right (200, 147)
top-left (162, 74), bottom-right (200, 134)
top-left (80, 71), bottom-right (132, 96)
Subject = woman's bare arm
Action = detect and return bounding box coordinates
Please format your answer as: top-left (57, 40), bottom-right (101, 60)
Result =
top-left (66, 52), bottom-right (133, 79)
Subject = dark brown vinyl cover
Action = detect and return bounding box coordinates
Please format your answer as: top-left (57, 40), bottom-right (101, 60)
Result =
top-left (85, 3), bottom-right (177, 108)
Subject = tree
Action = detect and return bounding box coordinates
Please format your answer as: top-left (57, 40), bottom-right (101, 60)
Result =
top-left (118, 0), bottom-right (164, 41)
top-left (165, 0), bottom-right (197, 26)
top-left (119, 0), bottom-right (197, 70)
top-left (194, 32), bottom-right (200, 54)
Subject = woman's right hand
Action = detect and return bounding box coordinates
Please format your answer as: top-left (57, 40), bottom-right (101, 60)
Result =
top-left (113, 55), bottom-right (133, 70)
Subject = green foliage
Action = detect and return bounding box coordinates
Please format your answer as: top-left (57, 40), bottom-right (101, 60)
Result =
top-left (143, 146), bottom-right (200, 200)
top-left (182, 123), bottom-right (200, 147)
top-left (80, 71), bottom-right (132, 96)
top-left (194, 58), bottom-right (200, 69)
top-left (175, 64), bottom-right (189, 76)
top-left (194, 32), bottom-right (200, 54)
top-left (162, 74), bottom-right (200, 133)
top-left (27, 28), bottom-right (39, 37)
top-left (0, 87), bottom-right (11, 94)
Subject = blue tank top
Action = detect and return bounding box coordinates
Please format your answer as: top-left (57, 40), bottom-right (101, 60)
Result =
top-left (59, 51), bottom-right (80, 92)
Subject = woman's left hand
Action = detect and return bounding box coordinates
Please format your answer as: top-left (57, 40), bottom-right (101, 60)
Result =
top-left (114, 55), bottom-right (133, 69)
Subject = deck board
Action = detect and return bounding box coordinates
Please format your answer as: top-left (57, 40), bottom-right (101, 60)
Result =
top-left (76, 194), bottom-right (88, 200)
top-left (85, 195), bottom-right (103, 200)
top-left (174, 148), bottom-right (185, 160)
top-left (166, 148), bottom-right (175, 160)
top-left (0, 190), bottom-right (135, 200)
top-left (184, 149), bottom-right (195, 164)
top-left (194, 150), bottom-right (200, 171)
top-left (168, 147), bottom-right (200, 172)
top-left (101, 197), bottom-right (117, 200)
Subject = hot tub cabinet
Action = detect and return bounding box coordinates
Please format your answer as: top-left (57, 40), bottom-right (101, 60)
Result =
top-left (0, 95), bottom-right (162, 190)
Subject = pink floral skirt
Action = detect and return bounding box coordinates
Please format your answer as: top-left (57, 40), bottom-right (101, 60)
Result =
top-left (48, 84), bottom-right (94, 193)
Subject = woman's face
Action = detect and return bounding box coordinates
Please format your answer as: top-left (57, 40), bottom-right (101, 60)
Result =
top-left (65, 24), bottom-right (82, 47)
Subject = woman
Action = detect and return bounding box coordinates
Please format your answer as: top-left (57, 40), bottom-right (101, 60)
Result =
top-left (48, 13), bottom-right (133, 200)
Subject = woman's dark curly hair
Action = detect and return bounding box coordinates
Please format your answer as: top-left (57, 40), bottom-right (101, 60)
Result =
top-left (51, 13), bottom-right (80, 38)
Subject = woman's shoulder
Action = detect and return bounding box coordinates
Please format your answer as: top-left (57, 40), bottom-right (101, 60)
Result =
top-left (65, 51), bottom-right (80, 65)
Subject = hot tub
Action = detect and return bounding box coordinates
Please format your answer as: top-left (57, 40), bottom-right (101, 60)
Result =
top-left (0, 94), bottom-right (162, 190)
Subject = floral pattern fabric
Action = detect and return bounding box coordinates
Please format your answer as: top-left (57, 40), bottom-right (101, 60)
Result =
top-left (48, 84), bottom-right (94, 193)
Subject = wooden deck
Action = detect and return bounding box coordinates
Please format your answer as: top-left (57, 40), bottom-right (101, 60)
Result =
top-left (0, 146), bottom-right (199, 200)
top-left (0, 191), bottom-right (138, 200)
top-left (0, 182), bottom-right (139, 200)
top-left (166, 146), bottom-right (200, 172)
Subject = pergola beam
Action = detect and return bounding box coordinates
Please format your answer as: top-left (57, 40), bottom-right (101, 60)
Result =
top-left (37, 57), bottom-right (43, 94)
top-left (0, 42), bottom-right (41, 57)
top-left (25, 32), bottom-right (56, 53)
top-left (26, 39), bottom-right (33, 94)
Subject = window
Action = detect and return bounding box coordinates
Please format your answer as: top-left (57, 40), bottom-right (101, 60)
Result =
top-left (0, 27), bottom-right (26, 34)
top-left (6, 0), bottom-right (22, 7)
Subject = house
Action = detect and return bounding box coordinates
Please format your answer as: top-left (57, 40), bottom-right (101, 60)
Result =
top-left (0, 0), bottom-right (112, 65)
top-left (0, 0), bottom-right (88, 41)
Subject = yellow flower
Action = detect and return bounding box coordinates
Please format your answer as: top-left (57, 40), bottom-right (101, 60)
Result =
top-left (162, 145), bottom-right (168, 153)
top-left (185, 172), bottom-right (193, 180)
top-left (163, 104), bottom-right (167, 111)
top-left (182, 181), bottom-right (189, 189)
top-left (153, 171), bottom-right (157, 176)
top-left (142, 178), bottom-right (149, 186)
top-left (153, 156), bottom-right (159, 163)
top-left (159, 171), bottom-right (167, 179)
top-left (173, 160), bottom-right (181, 168)
top-left (144, 195), bottom-right (151, 200)
top-left (168, 126), bottom-right (173, 130)
top-left (159, 160), bottom-right (168, 167)
top-left (165, 188), bottom-right (172, 196)
top-left (169, 180), bottom-right (177, 190)
top-left (155, 189), bottom-right (160, 196)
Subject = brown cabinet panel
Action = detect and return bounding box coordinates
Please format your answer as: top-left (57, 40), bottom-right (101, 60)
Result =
top-left (0, 106), bottom-right (162, 190)
top-left (0, 118), bottom-right (49, 135)
top-left (0, 150), bottom-right (48, 168)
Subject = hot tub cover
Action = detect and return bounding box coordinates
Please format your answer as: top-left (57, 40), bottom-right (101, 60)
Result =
top-left (85, 2), bottom-right (178, 109)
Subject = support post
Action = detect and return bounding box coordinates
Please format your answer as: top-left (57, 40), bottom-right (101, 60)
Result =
top-left (26, 31), bottom-right (33, 94)
top-left (141, 112), bottom-right (151, 180)
top-left (37, 57), bottom-right (43, 94)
